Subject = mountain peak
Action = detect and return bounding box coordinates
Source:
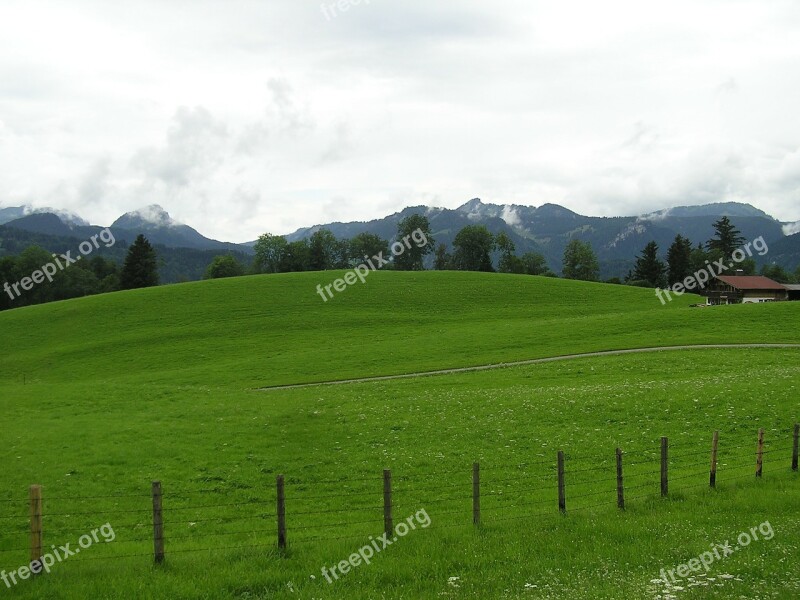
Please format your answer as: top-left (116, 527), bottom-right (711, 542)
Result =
top-left (112, 205), bottom-right (179, 229)
top-left (639, 202), bottom-right (773, 222)
top-left (534, 203), bottom-right (579, 219)
top-left (456, 198), bottom-right (485, 213)
top-left (0, 205), bottom-right (89, 227)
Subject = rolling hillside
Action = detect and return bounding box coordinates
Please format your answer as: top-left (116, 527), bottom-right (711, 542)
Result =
top-left (1, 271), bottom-right (798, 389)
top-left (1, 272), bottom-right (799, 599)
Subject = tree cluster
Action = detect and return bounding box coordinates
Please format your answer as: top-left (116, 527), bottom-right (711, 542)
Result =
top-left (627, 217), bottom-right (763, 288)
top-left (0, 233), bottom-right (160, 311)
top-left (251, 215), bottom-right (435, 274)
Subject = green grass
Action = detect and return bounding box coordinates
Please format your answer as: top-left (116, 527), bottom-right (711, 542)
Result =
top-left (0, 271), bottom-right (798, 598)
top-left (0, 271), bottom-right (798, 389)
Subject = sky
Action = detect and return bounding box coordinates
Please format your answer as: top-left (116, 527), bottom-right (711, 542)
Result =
top-left (1, 0), bottom-right (799, 242)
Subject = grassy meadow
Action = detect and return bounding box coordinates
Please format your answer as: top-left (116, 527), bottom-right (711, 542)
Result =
top-left (0, 271), bottom-right (799, 598)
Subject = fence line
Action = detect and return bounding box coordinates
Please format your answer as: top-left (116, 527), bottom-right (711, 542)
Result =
top-left (0, 424), bottom-right (797, 571)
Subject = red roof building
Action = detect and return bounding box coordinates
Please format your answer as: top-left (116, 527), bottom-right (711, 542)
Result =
top-left (706, 275), bottom-right (788, 305)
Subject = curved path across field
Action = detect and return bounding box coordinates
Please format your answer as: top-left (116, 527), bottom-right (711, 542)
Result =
top-left (258, 343), bottom-right (800, 391)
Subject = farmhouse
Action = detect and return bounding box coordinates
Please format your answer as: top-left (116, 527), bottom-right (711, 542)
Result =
top-left (784, 284), bottom-right (800, 301)
top-left (705, 275), bottom-right (788, 305)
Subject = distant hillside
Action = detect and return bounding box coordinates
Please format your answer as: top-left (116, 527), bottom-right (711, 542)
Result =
top-left (109, 205), bottom-right (250, 253)
top-left (2, 204), bottom-right (253, 254)
top-left (0, 205), bottom-right (89, 227)
top-left (285, 199), bottom-right (786, 277)
top-left (0, 225), bottom-right (251, 284)
top-left (768, 232), bottom-right (800, 269)
top-left (1, 199), bottom-right (795, 278)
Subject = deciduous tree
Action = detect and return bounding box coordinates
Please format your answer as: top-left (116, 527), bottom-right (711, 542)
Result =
top-left (453, 225), bottom-right (495, 272)
top-left (562, 239), bottom-right (599, 281)
top-left (253, 233), bottom-right (287, 274)
top-left (394, 214), bottom-right (435, 270)
top-left (204, 255), bottom-right (245, 279)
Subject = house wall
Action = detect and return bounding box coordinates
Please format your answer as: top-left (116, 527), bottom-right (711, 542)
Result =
top-left (707, 289), bottom-right (786, 305)
top-left (742, 290), bottom-right (787, 303)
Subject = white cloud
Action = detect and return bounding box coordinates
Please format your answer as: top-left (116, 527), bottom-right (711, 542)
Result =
top-left (783, 222), bottom-right (800, 236)
top-left (0, 0), bottom-right (799, 242)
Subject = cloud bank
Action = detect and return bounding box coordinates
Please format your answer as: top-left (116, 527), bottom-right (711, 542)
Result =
top-left (0, 0), bottom-right (799, 241)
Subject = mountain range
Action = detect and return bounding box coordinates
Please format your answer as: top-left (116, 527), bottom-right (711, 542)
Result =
top-left (0, 204), bottom-right (246, 254)
top-left (1, 200), bottom-right (799, 279)
top-left (285, 199), bottom-right (800, 276)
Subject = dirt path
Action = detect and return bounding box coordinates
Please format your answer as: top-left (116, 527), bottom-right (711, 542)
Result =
top-left (258, 343), bottom-right (800, 391)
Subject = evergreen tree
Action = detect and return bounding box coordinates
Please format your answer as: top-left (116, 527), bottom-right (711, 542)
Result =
top-left (666, 235), bottom-right (693, 286)
top-left (707, 216), bottom-right (745, 257)
top-left (630, 241), bottom-right (666, 287)
top-left (120, 234), bottom-right (159, 290)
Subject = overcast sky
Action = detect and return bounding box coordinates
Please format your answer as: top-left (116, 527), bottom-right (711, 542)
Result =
top-left (1, 0), bottom-right (799, 242)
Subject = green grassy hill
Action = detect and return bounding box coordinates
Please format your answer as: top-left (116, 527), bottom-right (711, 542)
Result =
top-left (1, 271), bottom-right (798, 388)
top-left (1, 272), bottom-right (798, 599)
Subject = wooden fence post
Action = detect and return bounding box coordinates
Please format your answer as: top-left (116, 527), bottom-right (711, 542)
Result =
top-left (660, 437), bottom-right (668, 497)
top-left (615, 448), bottom-right (624, 510)
top-left (557, 451), bottom-right (566, 513)
top-left (383, 469), bottom-right (393, 537)
top-left (152, 481), bottom-right (164, 564)
top-left (710, 431), bottom-right (719, 488)
top-left (29, 485), bottom-right (43, 573)
top-left (792, 423), bottom-right (798, 472)
top-left (472, 463), bottom-right (480, 526)
top-left (276, 475), bottom-right (286, 550)
top-left (756, 429), bottom-right (764, 478)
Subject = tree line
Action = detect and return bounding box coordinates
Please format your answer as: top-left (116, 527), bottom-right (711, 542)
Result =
top-left (250, 215), bottom-right (435, 274)
top-left (625, 217), bottom-right (800, 287)
top-left (248, 219), bottom-right (556, 278)
top-left (0, 234), bottom-right (159, 311)
top-left (3, 214), bottom-right (799, 312)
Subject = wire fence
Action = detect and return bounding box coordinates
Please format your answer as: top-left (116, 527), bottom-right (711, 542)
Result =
top-left (0, 424), bottom-right (797, 571)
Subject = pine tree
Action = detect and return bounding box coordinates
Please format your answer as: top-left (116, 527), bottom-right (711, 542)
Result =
top-left (120, 234), bottom-right (159, 290)
top-left (666, 235), bottom-right (693, 286)
top-left (630, 241), bottom-right (666, 287)
top-left (707, 216), bottom-right (745, 257)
